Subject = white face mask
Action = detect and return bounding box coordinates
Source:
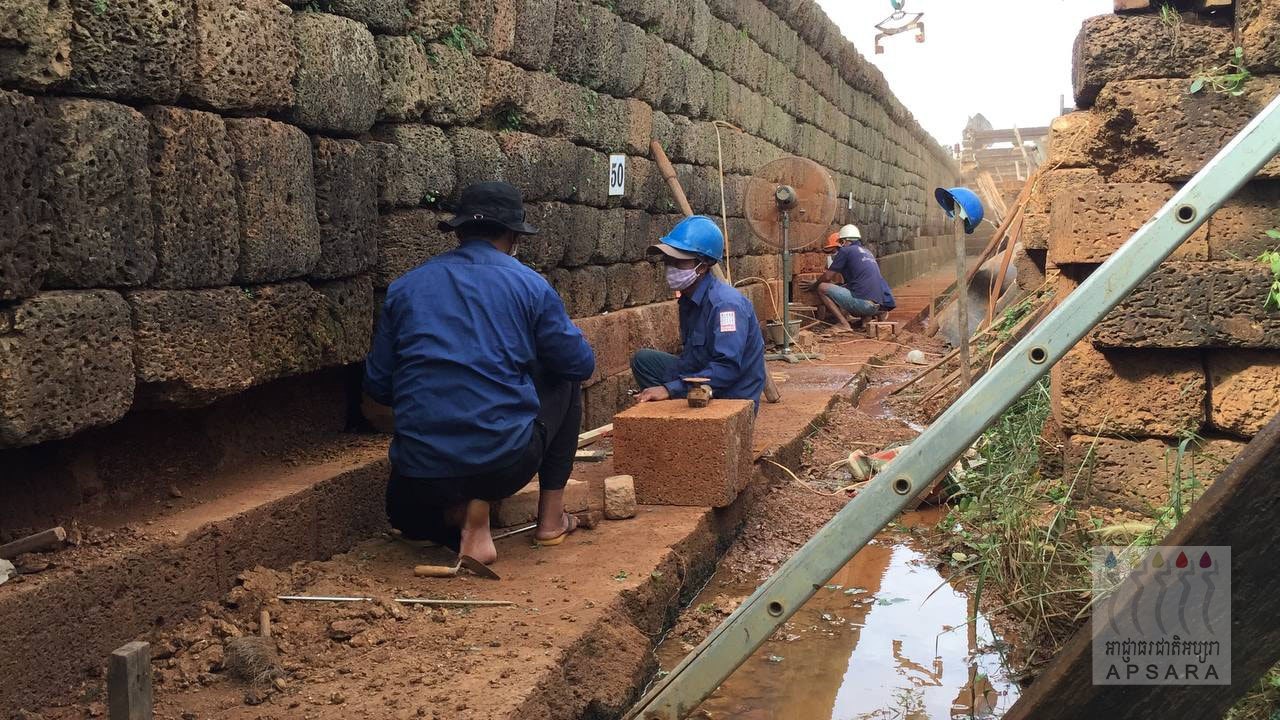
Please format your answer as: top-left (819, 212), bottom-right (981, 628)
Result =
top-left (666, 265), bottom-right (701, 291)
top-left (825, 254), bottom-right (834, 268)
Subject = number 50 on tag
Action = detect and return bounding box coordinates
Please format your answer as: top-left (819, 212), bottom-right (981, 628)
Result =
top-left (608, 154), bottom-right (626, 197)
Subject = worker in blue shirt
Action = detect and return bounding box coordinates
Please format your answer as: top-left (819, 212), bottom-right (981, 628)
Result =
top-left (630, 216), bottom-right (768, 408)
top-left (806, 224), bottom-right (893, 333)
top-left (364, 182), bottom-right (596, 565)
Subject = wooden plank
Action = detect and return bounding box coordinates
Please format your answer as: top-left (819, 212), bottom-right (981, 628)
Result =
top-left (108, 641), bottom-right (152, 720)
top-left (1004, 413), bottom-right (1280, 720)
top-left (577, 423), bottom-right (613, 448)
top-left (0, 526), bottom-right (66, 560)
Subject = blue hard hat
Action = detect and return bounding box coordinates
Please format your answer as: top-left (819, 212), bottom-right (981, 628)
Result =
top-left (935, 187), bottom-right (985, 235)
top-left (648, 215), bottom-right (725, 263)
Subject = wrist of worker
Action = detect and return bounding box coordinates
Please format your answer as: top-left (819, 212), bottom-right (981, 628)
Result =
top-left (663, 379), bottom-right (687, 398)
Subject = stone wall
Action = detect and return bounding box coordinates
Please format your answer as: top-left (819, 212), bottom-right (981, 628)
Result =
top-left (0, 0), bottom-right (958, 457)
top-left (1032, 1), bottom-right (1280, 512)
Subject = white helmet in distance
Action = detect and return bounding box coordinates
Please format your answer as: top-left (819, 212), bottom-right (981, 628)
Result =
top-left (837, 224), bottom-right (862, 242)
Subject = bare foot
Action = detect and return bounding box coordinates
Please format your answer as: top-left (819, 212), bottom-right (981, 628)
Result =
top-left (458, 499), bottom-right (497, 564)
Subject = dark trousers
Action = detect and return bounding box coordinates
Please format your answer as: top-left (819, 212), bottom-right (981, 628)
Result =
top-left (631, 348), bottom-right (681, 389)
top-left (385, 372), bottom-right (582, 549)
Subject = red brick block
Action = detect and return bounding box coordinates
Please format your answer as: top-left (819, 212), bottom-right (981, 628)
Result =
top-left (1048, 183), bottom-right (1208, 265)
top-left (490, 478), bottom-right (590, 528)
top-left (612, 399), bottom-right (755, 507)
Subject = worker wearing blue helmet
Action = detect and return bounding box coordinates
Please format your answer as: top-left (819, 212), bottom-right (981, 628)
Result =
top-left (630, 216), bottom-right (768, 408)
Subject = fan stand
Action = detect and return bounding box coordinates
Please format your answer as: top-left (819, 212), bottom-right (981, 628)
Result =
top-left (765, 189), bottom-right (822, 364)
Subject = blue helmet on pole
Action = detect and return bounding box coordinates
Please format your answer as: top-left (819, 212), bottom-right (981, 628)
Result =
top-left (934, 187), bottom-right (985, 235)
top-left (648, 215), bottom-right (725, 264)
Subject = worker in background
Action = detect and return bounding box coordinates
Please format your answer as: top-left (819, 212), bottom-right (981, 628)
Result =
top-left (364, 182), bottom-right (596, 564)
top-left (806, 224), bottom-right (893, 333)
top-left (630, 216), bottom-right (768, 408)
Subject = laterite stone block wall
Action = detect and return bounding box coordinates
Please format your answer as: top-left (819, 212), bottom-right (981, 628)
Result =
top-left (0, 0), bottom-right (957, 465)
top-left (1034, 1), bottom-right (1280, 511)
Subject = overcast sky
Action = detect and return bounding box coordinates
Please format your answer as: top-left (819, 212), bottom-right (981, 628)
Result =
top-left (815, 0), bottom-right (1114, 148)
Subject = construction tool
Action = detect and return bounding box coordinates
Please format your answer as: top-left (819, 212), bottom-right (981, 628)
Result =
top-left (683, 377), bottom-right (713, 408)
top-left (493, 523), bottom-right (537, 541)
top-left (224, 609), bottom-right (280, 683)
top-left (624, 85), bottom-right (1280, 720)
top-left (278, 595), bottom-right (515, 608)
top-left (651, 140), bottom-right (782, 404)
top-left (414, 554), bottom-right (501, 580)
top-left (577, 423), bottom-right (613, 448)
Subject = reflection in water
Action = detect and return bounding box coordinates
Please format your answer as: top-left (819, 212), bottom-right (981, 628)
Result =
top-left (659, 511), bottom-right (1017, 719)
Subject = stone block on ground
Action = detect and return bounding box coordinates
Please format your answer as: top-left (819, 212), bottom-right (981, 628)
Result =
top-left (289, 12), bottom-right (380, 135)
top-left (145, 106), bottom-right (240, 288)
top-left (1051, 340), bottom-right (1205, 438)
top-left (0, 0), bottom-right (72, 89)
top-left (1088, 78), bottom-right (1280, 182)
top-left (225, 118), bottom-right (321, 283)
top-left (1048, 183), bottom-right (1208, 265)
top-left (1237, 0), bottom-right (1280, 72)
top-left (311, 137), bottom-right (378, 279)
top-left (370, 124), bottom-right (456, 209)
top-left (0, 89), bottom-right (49, 300)
top-left (613, 399), bottom-right (755, 508)
top-left (1073, 14), bottom-right (1234, 108)
top-left (1207, 350), bottom-right (1280, 437)
top-left (490, 478), bottom-right (590, 527)
top-left (604, 475), bottom-right (637, 520)
top-left (1065, 434), bottom-right (1244, 512)
top-left (376, 210), bottom-right (457, 288)
top-left (40, 98), bottom-right (155, 289)
top-left (0, 291), bottom-right (134, 448)
top-left (65, 0), bottom-right (192, 103)
top-left (189, 0), bottom-right (296, 113)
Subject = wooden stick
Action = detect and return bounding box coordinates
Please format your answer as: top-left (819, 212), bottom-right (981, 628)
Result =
top-left (108, 641), bottom-right (152, 720)
top-left (259, 609), bottom-right (272, 639)
top-left (277, 595), bottom-right (515, 607)
top-left (0, 526), bottom-right (66, 560)
top-left (920, 296), bottom-right (1053, 404)
top-left (986, 211), bottom-right (1025, 326)
top-left (577, 423), bottom-right (613, 448)
top-left (954, 226), bottom-right (972, 390)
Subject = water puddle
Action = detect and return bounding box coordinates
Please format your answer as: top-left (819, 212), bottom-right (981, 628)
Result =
top-left (656, 509), bottom-right (1019, 719)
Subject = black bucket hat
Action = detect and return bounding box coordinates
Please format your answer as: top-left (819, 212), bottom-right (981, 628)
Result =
top-left (438, 181), bottom-right (539, 235)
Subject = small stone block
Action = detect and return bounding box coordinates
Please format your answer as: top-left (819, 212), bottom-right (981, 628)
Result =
top-left (612, 399), bottom-right (755, 508)
top-left (604, 475), bottom-right (637, 520)
top-left (871, 321), bottom-right (898, 340)
top-left (490, 478), bottom-right (589, 528)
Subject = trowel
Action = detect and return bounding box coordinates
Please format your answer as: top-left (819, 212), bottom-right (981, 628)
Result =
top-left (414, 554), bottom-right (501, 580)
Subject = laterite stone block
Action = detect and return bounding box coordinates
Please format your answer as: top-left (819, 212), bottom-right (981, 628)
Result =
top-left (1048, 183), bottom-right (1208, 265)
top-left (224, 118), bottom-right (321, 283)
top-left (0, 291), bottom-right (134, 448)
top-left (189, 0), bottom-right (296, 113)
top-left (1051, 340), bottom-right (1205, 438)
top-left (1065, 434), bottom-right (1243, 512)
top-left (490, 478), bottom-right (590, 528)
top-left (0, 0), bottom-right (72, 89)
top-left (65, 0), bottom-right (192, 103)
top-left (376, 209), bottom-right (457, 288)
top-left (1237, 0), bottom-right (1280, 72)
top-left (1208, 350), bottom-right (1280, 437)
top-left (328, 0), bottom-right (410, 33)
top-left (613, 399), bottom-right (755, 508)
top-left (0, 89), bottom-right (50, 300)
top-left (1072, 14), bottom-right (1234, 108)
top-left (370, 124), bottom-right (456, 209)
top-left (290, 13), bottom-right (380, 135)
top-left (311, 137), bottom-right (378, 279)
top-left (40, 98), bottom-right (155, 289)
top-left (145, 106), bottom-right (240, 288)
top-left (1208, 182), bottom-right (1280, 260)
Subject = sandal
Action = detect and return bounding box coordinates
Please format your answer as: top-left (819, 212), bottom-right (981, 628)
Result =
top-left (534, 512), bottom-right (580, 547)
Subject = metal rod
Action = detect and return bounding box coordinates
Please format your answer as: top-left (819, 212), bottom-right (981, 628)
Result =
top-left (625, 91), bottom-right (1280, 720)
top-left (780, 211), bottom-right (793, 354)
top-left (278, 595), bottom-right (516, 607)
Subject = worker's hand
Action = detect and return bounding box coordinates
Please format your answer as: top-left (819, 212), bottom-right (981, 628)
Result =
top-left (635, 386), bottom-right (671, 403)
top-left (801, 279), bottom-right (819, 292)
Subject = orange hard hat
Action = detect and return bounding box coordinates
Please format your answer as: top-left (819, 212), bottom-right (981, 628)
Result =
top-left (823, 232), bottom-right (840, 251)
